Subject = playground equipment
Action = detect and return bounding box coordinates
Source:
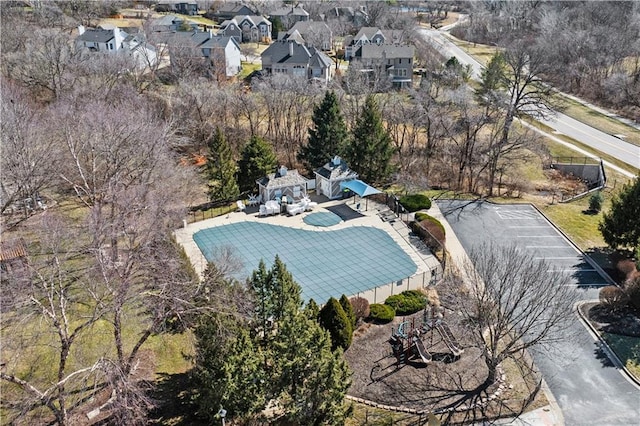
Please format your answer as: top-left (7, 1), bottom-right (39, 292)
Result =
top-left (387, 305), bottom-right (464, 366)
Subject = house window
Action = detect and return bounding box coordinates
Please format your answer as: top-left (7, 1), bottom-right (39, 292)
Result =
top-left (109, 43), bottom-right (114, 50)
top-left (292, 65), bottom-right (305, 77)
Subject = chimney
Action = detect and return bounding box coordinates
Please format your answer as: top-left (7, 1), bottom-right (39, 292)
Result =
top-left (78, 25), bottom-right (85, 35)
top-left (288, 41), bottom-right (294, 56)
top-left (332, 156), bottom-right (341, 166)
top-left (279, 166), bottom-right (288, 176)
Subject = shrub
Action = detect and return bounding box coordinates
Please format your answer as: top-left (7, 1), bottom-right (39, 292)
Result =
top-left (625, 275), bottom-right (640, 311)
top-left (414, 212), bottom-right (446, 244)
top-left (319, 297), bottom-right (353, 350)
top-left (599, 285), bottom-right (629, 311)
top-left (339, 294), bottom-right (356, 328)
top-left (399, 194), bottom-right (431, 212)
top-left (350, 296), bottom-right (370, 323)
top-left (589, 192), bottom-right (604, 213)
top-left (368, 304), bottom-right (395, 323)
top-left (384, 290), bottom-right (427, 315)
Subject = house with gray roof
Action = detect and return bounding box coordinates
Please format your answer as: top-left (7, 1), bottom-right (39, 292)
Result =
top-left (210, 2), bottom-right (258, 22)
top-left (166, 30), bottom-right (242, 77)
top-left (218, 15), bottom-right (272, 43)
top-left (350, 43), bottom-right (415, 88)
top-left (156, 0), bottom-right (198, 16)
top-left (268, 4), bottom-right (309, 29)
top-left (280, 21), bottom-right (332, 51)
top-left (344, 26), bottom-right (407, 60)
top-left (261, 39), bottom-right (332, 83)
top-left (315, 156), bottom-right (358, 199)
top-left (256, 166), bottom-right (308, 202)
top-left (150, 15), bottom-right (198, 32)
top-left (76, 25), bottom-right (158, 69)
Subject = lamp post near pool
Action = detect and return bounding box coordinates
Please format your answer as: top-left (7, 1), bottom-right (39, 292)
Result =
top-left (218, 408), bottom-right (227, 426)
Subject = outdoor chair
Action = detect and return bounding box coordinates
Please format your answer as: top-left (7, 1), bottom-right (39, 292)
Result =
top-left (236, 200), bottom-right (246, 212)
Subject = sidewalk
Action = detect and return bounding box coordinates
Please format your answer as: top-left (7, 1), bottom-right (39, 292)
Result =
top-left (430, 203), bottom-right (565, 426)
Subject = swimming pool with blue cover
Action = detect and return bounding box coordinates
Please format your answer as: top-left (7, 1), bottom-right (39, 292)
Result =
top-left (193, 222), bottom-right (417, 303)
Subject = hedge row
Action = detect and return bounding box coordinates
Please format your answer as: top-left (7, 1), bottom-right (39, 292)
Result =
top-left (384, 290), bottom-right (427, 315)
top-left (414, 212), bottom-right (446, 243)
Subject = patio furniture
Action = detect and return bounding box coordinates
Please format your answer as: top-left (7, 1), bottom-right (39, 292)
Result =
top-left (248, 194), bottom-right (259, 207)
top-left (236, 200), bottom-right (246, 212)
top-left (286, 203), bottom-right (304, 216)
top-left (265, 200), bottom-right (280, 215)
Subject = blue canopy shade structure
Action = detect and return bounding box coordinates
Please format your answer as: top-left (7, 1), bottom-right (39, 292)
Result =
top-left (339, 179), bottom-right (381, 211)
top-left (339, 179), bottom-right (381, 197)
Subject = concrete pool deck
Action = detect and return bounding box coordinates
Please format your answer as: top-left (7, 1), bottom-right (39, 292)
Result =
top-left (175, 197), bottom-right (442, 302)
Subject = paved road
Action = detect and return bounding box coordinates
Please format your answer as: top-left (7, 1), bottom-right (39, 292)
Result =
top-left (437, 200), bottom-right (640, 425)
top-left (418, 28), bottom-right (640, 171)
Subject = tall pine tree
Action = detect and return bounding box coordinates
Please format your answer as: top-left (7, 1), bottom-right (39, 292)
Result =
top-left (600, 178), bottom-right (640, 250)
top-left (205, 126), bottom-right (239, 202)
top-left (298, 90), bottom-right (348, 174)
top-left (237, 135), bottom-right (277, 193)
top-left (344, 95), bottom-right (394, 185)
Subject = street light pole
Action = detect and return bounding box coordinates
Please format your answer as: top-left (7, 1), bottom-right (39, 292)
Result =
top-left (218, 408), bottom-right (227, 426)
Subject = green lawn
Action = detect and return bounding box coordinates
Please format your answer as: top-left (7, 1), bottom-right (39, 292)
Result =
top-left (603, 333), bottom-right (640, 381)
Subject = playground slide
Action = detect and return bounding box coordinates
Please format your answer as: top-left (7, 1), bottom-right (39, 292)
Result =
top-left (413, 338), bottom-right (432, 363)
top-left (435, 322), bottom-right (464, 356)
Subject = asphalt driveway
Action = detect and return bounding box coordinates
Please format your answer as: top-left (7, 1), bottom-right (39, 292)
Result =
top-left (437, 200), bottom-right (640, 425)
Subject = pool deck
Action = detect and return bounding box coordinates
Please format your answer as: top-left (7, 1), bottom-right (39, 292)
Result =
top-left (175, 197), bottom-right (441, 290)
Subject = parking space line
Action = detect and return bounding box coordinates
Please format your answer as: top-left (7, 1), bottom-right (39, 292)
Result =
top-left (526, 245), bottom-right (570, 248)
top-left (508, 226), bottom-right (548, 228)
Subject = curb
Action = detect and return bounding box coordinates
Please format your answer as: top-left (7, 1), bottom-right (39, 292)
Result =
top-left (575, 300), bottom-right (640, 390)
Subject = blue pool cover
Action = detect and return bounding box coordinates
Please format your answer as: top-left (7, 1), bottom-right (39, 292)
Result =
top-left (193, 222), bottom-right (417, 303)
top-left (303, 211), bottom-right (342, 227)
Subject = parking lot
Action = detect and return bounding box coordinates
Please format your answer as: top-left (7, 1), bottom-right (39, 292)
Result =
top-left (437, 200), bottom-right (639, 425)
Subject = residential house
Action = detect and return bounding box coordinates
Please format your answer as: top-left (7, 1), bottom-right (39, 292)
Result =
top-left (315, 156), bottom-right (358, 199)
top-left (210, 2), bottom-right (258, 22)
top-left (322, 6), bottom-right (368, 27)
top-left (150, 14), bottom-right (198, 32)
top-left (76, 25), bottom-right (158, 69)
top-left (350, 43), bottom-right (415, 88)
top-left (167, 30), bottom-right (242, 77)
top-left (156, 0), bottom-right (198, 16)
top-left (219, 15), bottom-right (272, 43)
top-left (256, 166), bottom-right (308, 202)
top-left (200, 36), bottom-right (242, 77)
top-left (268, 4), bottom-right (309, 29)
top-left (343, 26), bottom-right (407, 60)
top-left (280, 21), bottom-right (332, 51)
top-left (261, 39), bottom-right (332, 83)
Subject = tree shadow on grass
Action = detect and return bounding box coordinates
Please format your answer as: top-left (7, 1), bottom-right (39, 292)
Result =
top-left (148, 372), bottom-right (207, 426)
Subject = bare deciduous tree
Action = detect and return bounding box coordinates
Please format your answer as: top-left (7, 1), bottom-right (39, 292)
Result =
top-left (0, 80), bottom-right (61, 223)
top-left (454, 244), bottom-right (577, 388)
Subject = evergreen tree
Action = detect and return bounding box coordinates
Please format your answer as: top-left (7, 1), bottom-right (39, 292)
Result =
top-left (194, 258), bottom-right (352, 425)
top-left (475, 52), bottom-right (507, 107)
top-left (319, 297), bottom-right (353, 351)
top-left (237, 135), bottom-right (277, 193)
top-left (600, 178), bottom-right (640, 250)
top-left (205, 126), bottom-right (239, 202)
top-left (344, 95), bottom-right (394, 185)
top-left (339, 294), bottom-right (356, 328)
top-left (298, 90), bottom-right (348, 174)
top-left (191, 315), bottom-right (266, 421)
top-left (304, 298), bottom-right (320, 321)
top-left (273, 311), bottom-right (352, 425)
